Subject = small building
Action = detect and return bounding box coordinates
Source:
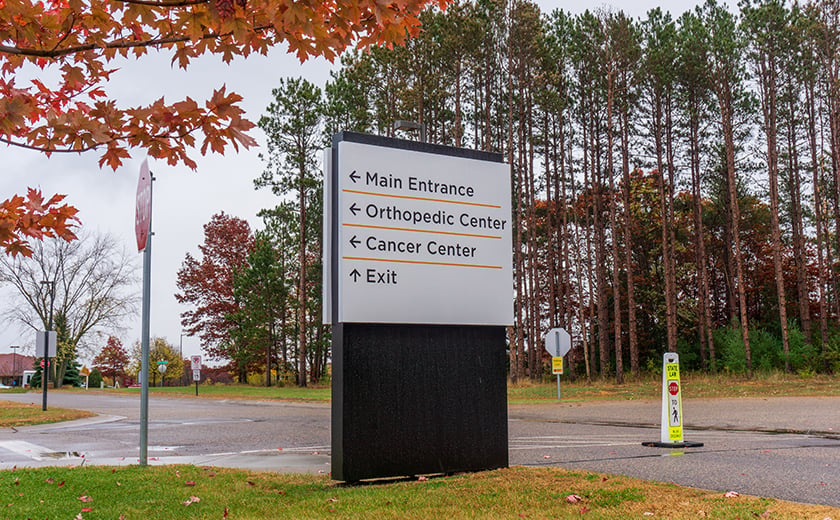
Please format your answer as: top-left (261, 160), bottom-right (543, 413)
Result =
top-left (0, 353), bottom-right (36, 387)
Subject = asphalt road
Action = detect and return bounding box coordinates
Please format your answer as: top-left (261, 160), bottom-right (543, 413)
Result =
top-left (2, 392), bottom-right (839, 507)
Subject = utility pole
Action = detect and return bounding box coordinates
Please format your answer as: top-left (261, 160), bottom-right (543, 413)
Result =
top-left (179, 333), bottom-right (184, 386)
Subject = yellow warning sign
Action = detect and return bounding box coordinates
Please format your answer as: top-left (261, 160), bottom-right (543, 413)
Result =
top-left (551, 356), bottom-right (563, 375)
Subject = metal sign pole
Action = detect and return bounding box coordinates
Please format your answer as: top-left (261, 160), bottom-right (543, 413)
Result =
top-left (139, 173), bottom-right (153, 466)
top-left (41, 335), bottom-right (48, 411)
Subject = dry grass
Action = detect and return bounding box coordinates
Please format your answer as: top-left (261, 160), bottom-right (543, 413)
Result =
top-left (0, 400), bottom-right (95, 428)
top-left (509, 372), bottom-right (840, 403)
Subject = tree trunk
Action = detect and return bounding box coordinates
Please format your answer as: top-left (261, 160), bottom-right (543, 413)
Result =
top-left (297, 180), bottom-right (308, 387)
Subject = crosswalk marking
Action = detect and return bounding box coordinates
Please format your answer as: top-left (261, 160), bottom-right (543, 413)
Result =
top-left (0, 440), bottom-right (63, 461)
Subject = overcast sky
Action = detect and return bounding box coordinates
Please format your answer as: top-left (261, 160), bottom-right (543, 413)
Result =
top-left (0, 0), bottom-right (733, 364)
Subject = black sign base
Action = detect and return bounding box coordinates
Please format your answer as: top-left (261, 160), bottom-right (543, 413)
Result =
top-left (642, 441), bottom-right (705, 448)
top-left (331, 323), bottom-right (508, 482)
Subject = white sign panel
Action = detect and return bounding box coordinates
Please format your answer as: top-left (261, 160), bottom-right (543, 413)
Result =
top-left (193, 369), bottom-right (201, 382)
top-left (36, 330), bottom-right (57, 358)
top-left (332, 138), bottom-right (513, 325)
top-left (190, 355), bottom-right (202, 371)
top-left (545, 327), bottom-right (571, 357)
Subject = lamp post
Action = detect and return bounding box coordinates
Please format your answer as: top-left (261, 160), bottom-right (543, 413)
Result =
top-left (9, 345), bottom-right (19, 386)
top-left (393, 120), bottom-right (427, 143)
top-left (40, 280), bottom-right (55, 411)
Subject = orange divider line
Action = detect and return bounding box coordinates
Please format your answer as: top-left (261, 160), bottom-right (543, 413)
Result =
top-left (343, 222), bottom-right (502, 240)
top-left (343, 256), bottom-right (503, 270)
top-left (343, 189), bottom-right (502, 209)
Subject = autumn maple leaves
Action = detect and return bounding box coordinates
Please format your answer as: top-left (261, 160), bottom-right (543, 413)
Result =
top-left (1, 0), bottom-right (446, 256)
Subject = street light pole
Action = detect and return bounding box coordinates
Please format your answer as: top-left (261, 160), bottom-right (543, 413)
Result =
top-left (40, 280), bottom-right (55, 411)
top-left (9, 345), bottom-right (19, 386)
top-left (179, 333), bottom-right (183, 386)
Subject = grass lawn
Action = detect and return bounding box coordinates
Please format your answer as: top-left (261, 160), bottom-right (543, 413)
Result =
top-left (1, 465), bottom-right (837, 520)
top-left (0, 401), bottom-right (95, 428)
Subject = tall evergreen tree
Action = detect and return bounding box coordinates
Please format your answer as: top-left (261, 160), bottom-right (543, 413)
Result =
top-left (256, 77), bottom-right (324, 387)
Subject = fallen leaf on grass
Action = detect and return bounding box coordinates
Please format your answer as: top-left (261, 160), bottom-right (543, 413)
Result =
top-left (185, 481), bottom-right (196, 486)
top-left (81, 507), bottom-right (93, 512)
top-left (579, 506), bottom-right (590, 513)
top-left (565, 494), bottom-right (584, 503)
top-left (46, 478), bottom-right (54, 484)
top-left (57, 481), bottom-right (65, 487)
top-left (643, 513), bottom-right (654, 517)
top-left (183, 496), bottom-right (201, 506)
top-left (724, 491), bottom-right (740, 498)
top-left (327, 497), bottom-right (339, 503)
top-left (78, 496), bottom-right (93, 503)
top-left (247, 481), bottom-right (255, 487)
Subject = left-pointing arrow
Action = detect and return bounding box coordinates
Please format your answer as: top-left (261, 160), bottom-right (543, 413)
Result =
top-left (350, 269), bottom-right (361, 282)
top-left (349, 203), bottom-right (361, 216)
top-left (349, 170), bottom-right (360, 183)
top-left (350, 236), bottom-right (361, 248)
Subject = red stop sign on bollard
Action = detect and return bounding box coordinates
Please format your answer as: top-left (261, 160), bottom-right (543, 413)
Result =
top-left (668, 381), bottom-right (679, 395)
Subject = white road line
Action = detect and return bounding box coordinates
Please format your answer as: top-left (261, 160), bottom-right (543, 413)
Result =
top-left (0, 440), bottom-right (58, 461)
top-left (510, 442), bottom-right (640, 450)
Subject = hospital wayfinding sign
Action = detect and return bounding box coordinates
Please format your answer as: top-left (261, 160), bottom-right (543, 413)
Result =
top-left (326, 133), bottom-right (513, 326)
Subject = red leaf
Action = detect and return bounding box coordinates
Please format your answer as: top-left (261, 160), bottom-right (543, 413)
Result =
top-left (78, 495), bottom-right (93, 503)
top-left (81, 507), bottom-right (93, 512)
top-left (185, 481), bottom-right (196, 486)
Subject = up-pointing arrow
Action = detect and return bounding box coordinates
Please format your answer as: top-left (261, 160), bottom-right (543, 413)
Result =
top-left (349, 203), bottom-right (360, 216)
top-left (350, 269), bottom-right (361, 282)
top-left (349, 236), bottom-right (361, 248)
top-left (349, 170), bottom-right (360, 183)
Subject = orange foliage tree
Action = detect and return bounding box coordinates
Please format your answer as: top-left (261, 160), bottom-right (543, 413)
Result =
top-left (1, 0), bottom-right (447, 255)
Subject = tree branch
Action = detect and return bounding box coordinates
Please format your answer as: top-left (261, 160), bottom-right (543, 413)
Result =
top-left (0, 137), bottom-right (100, 154)
top-left (0, 25), bottom-right (274, 60)
top-left (112, 0), bottom-right (209, 6)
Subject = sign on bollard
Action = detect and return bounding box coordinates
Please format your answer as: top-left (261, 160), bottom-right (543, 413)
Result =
top-left (545, 328), bottom-right (570, 400)
top-left (643, 352), bottom-right (703, 449)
